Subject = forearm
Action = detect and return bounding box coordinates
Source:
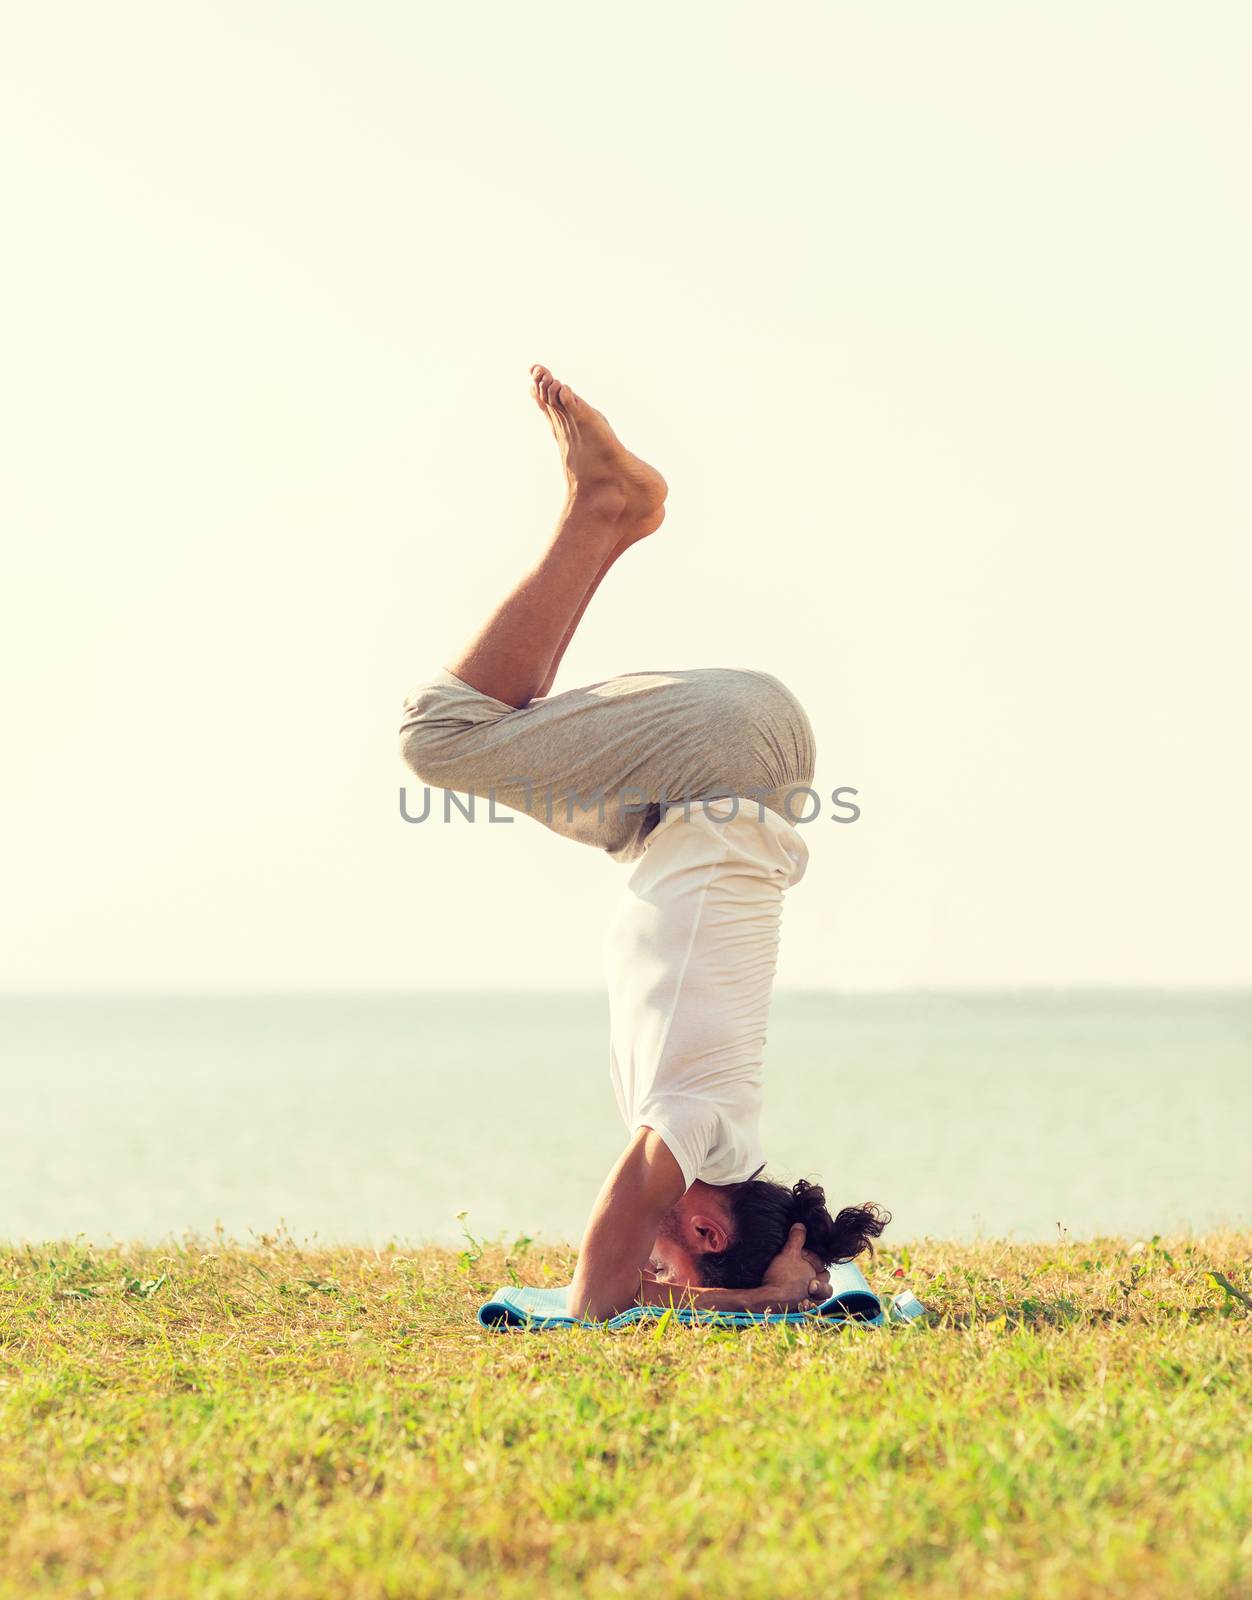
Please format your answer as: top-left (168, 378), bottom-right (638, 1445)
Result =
top-left (640, 1275), bottom-right (770, 1314)
top-left (568, 1130), bottom-right (686, 1322)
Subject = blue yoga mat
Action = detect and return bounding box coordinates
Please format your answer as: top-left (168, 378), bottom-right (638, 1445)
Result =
top-left (478, 1261), bottom-right (926, 1330)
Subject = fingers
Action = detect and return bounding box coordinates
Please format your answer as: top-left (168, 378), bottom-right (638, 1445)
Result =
top-left (762, 1226), bottom-right (831, 1311)
top-left (807, 1272), bottom-right (832, 1308)
top-left (784, 1222), bottom-right (807, 1257)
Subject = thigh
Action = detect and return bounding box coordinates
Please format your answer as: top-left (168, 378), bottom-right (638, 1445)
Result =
top-left (399, 666), bottom-right (816, 860)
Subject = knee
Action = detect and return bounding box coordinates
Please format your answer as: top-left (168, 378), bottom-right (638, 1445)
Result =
top-left (398, 721), bottom-right (438, 784)
top-left (398, 680), bottom-right (457, 783)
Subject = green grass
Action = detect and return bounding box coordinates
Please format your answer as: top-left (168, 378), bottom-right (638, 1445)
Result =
top-left (1, 1232), bottom-right (1249, 1599)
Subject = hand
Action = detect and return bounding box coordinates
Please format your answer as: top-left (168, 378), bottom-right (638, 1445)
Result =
top-left (758, 1223), bottom-right (833, 1311)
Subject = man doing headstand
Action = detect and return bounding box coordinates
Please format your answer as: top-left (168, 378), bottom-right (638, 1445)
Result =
top-left (400, 365), bottom-right (887, 1321)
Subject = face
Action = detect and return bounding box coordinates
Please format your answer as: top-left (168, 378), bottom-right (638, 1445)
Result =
top-left (647, 1183), bottom-right (735, 1286)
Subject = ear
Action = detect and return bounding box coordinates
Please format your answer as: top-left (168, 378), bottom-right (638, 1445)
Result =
top-left (689, 1212), bottom-right (732, 1256)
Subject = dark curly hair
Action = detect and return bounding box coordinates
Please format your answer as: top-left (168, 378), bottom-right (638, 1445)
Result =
top-left (699, 1178), bottom-right (890, 1290)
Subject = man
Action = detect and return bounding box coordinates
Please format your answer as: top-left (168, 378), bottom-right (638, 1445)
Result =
top-left (401, 365), bottom-right (887, 1321)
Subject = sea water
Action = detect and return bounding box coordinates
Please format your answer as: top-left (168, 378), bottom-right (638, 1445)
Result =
top-left (1, 991), bottom-right (1247, 1245)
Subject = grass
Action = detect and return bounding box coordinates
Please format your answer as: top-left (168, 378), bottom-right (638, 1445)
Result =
top-left (0, 1232), bottom-right (1249, 1600)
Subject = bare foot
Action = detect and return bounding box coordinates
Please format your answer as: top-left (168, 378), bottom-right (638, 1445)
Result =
top-left (530, 364), bottom-right (667, 539)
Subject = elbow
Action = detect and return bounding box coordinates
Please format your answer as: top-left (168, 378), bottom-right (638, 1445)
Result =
top-left (570, 1292), bottom-right (630, 1325)
top-left (581, 1303), bottom-right (630, 1325)
top-left (568, 1272), bottom-right (636, 1325)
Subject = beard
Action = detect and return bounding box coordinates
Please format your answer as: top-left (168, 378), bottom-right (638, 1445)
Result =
top-left (652, 1207), bottom-right (683, 1245)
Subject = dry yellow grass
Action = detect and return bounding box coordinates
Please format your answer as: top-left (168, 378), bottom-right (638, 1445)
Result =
top-left (1, 1231), bottom-right (1249, 1598)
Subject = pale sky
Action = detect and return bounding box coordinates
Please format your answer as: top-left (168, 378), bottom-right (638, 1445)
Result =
top-left (2, 2), bottom-right (1248, 991)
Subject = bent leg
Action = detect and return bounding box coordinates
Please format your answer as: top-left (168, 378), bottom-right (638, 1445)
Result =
top-left (400, 666), bottom-right (817, 862)
top-left (400, 366), bottom-right (814, 859)
top-left (446, 367), bottom-right (666, 708)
